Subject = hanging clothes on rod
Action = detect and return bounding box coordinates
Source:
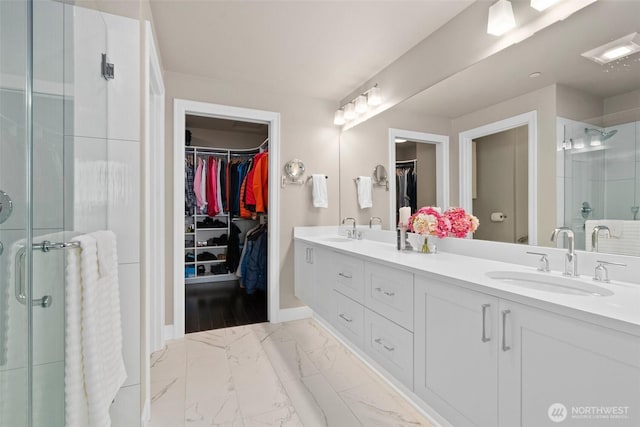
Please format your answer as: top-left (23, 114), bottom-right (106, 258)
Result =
top-left (396, 161), bottom-right (417, 213)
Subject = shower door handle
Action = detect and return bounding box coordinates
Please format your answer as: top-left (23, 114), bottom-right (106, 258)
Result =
top-left (14, 247), bottom-right (53, 308)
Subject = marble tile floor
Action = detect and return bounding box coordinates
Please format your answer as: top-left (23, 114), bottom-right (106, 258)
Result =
top-left (150, 318), bottom-right (433, 427)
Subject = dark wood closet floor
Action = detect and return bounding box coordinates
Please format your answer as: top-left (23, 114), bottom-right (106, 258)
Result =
top-left (185, 280), bottom-right (267, 333)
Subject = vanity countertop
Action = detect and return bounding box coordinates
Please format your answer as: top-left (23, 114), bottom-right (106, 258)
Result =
top-left (295, 229), bottom-right (640, 336)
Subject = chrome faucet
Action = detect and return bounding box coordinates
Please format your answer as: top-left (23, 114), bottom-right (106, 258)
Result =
top-left (369, 217), bottom-right (382, 228)
top-left (342, 217), bottom-right (356, 238)
top-left (550, 227), bottom-right (578, 277)
top-left (591, 225), bottom-right (610, 252)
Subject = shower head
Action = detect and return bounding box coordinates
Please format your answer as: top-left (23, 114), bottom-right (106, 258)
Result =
top-left (584, 127), bottom-right (618, 141)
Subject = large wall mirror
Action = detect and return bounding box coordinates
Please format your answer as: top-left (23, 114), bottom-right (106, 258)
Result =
top-left (339, 0), bottom-right (640, 257)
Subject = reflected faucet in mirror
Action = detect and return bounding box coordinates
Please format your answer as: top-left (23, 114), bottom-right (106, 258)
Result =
top-left (591, 226), bottom-right (610, 253)
top-left (550, 227), bottom-right (578, 277)
top-left (342, 217), bottom-right (356, 238)
top-left (369, 217), bottom-right (382, 228)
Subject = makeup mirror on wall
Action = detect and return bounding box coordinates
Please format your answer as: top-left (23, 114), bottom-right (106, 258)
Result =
top-left (338, 0), bottom-right (640, 256)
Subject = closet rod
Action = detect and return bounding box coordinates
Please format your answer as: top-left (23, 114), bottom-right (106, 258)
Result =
top-left (396, 159), bottom-right (417, 165)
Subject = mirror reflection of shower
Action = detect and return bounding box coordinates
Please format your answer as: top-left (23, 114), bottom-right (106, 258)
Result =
top-left (584, 127), bottom-right (618, 147)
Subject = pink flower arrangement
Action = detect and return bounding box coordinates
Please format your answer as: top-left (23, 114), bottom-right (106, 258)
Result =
top-left (445, 207), bottom-right (480, 238)
top-left (407, 206), bottom-right (479, 238)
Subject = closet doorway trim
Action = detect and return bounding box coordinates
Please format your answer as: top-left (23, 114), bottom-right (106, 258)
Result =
top-left (173, 99), bottom-right (280, 338)
top-left (388, 128), bottom-right (450, 227)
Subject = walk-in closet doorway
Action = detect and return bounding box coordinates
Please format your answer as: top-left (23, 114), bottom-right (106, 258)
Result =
top-left (172, 100), bottom-right (280, 338)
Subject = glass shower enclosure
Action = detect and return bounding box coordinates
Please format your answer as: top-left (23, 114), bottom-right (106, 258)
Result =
top-left (0, 0), bottom-right (107, 425)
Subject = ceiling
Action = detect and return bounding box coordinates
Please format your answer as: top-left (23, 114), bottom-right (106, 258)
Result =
top-left (150, 0), bottom-right (475, 101)
top-left (399, 0), bottom-right (640, 118)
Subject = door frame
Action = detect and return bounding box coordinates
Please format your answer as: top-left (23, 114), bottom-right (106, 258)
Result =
top-left (458, 110), bottom-right (538, 244)
top-left (172, 99), bottom-right (281, 338)
top-left (388, 128), bottom-right (450, 225)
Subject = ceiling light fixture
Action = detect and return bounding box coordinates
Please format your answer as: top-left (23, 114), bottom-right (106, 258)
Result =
top-left (333, 84), bottom-right (382, 126)
top-left (530, 0), bottom-right (561, 12)
top-left (487, 0), bottom-right (516, 36)
top-left (581, 32), bottom-right (640, 65)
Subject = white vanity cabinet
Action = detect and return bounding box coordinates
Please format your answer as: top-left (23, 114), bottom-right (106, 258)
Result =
top-left (294, 242), bottom-right (331, 317)
top-left (294, 241), bottom-right (315, 305)
top-left (415, 274), bottom-right (640, 427)
top-left (414, 275), bottom-right (499, 427)
top-left (499, 300), bottom-right (640, 427)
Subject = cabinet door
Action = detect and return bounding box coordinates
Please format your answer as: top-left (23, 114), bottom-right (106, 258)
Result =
top-left (312, 248), bottom-right (332, 318)
top-left (414, 275), bottom-right (499, 427)
top-left (499, 301), bottom-right (640, 427)
top-left (294, 242), bottom-right (314, 305)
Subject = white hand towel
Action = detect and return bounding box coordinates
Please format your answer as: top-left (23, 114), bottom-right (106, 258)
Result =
top-left (357, 176), bottom-right (373, 209)
top-left (312, 174), bottom-right (328, 208)
top-left (66, 231), bottom-right (126, 427)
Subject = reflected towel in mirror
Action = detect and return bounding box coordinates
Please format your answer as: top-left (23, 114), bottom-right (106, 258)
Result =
top-left (312, 174), bottom-right (328, 208)
top-left (357, 176), bottom-right (373, 209)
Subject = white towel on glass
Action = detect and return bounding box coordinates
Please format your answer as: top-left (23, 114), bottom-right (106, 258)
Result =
top-left (357, 176), bottom-right (373, 209)
top-left (312, 174), bottom-right (328, 208)
top-left (66, 231), bottom-right (126, 427)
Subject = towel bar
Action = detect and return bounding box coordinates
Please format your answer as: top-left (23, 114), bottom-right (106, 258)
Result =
top-left (32, 240), bottom-right (80, 252)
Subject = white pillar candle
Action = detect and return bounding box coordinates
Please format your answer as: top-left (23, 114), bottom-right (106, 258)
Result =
top-left (399, 206), bottom-right (411, 226)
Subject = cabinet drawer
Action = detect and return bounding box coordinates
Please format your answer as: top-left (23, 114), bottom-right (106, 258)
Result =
top-left (330, 253), bottom-right (365, 303)
top-left (364, 263), bottom-right (414, 331)
top-left (331, 291), bottom-right (364, 348)
top-left (364, 308), bottom-right (413, 389)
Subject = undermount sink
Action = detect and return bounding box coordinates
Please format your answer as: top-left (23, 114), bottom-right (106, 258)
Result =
top-left (486, 271), bottom-right (614, 297)
top-left (321, 236), bottom-right (353, 243)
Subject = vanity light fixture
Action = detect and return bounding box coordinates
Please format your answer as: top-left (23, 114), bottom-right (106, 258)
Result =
top-left (487, 0), bottom-right (516, 36)
top-left (581, 32), bottom-right (640, 65)
top-left (395, 138), bottom-right (407, 143)
top-left (355, 95), bottom-right (368, 114)
top-left (367, 85), bottom-right (382, 106)
top-left (343, 102), bottom-right (356, 120)
top-left (333, 109), bottom-right (345, 126)
top-left (333, 84), bottom-right (382, 125)
top-left (530, 0), bottom-right (561, 12)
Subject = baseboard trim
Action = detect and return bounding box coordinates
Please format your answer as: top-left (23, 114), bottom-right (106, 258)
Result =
top-left (142, 397), bottom-right (150, 426)
top-left (277, 306), bottom-right (312, 323)
top-left (163, 324), bottom-right (175, 342)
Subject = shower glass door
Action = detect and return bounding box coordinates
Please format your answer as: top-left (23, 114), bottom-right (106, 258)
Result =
top-left (1, 0), bottom-right (67, 425)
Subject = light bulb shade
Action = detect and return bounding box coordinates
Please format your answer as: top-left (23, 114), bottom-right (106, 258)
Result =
top-left (487, 0), bottom-right (516, 36)
top-left (367, 86), bottom-right (382, 106)
top-left (333, 109), bottom-right (345, 126)
top-left (530, 0), bottom-right (560, 11)
top-left (344, 102), bottom-right (356, 120)
top-left (354, 95), bottom-right (368, 114)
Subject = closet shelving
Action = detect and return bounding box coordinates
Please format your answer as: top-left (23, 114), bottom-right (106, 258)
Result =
top-left (184, 142), bottom-right (266, 284)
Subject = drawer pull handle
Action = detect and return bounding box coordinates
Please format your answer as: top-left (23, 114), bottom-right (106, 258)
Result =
top-left (338, 272), bottom-right (352, 279)
top-left (374, 287), bottom-right (395, 297)
top-left (481, 303), bottom-right (491, 343)
top-left (339, 313), bottom-right (353, 323)
top-left (374, 338), bottom-right (395, 352)
top-left (502, 309), bottom-right (511, 352)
